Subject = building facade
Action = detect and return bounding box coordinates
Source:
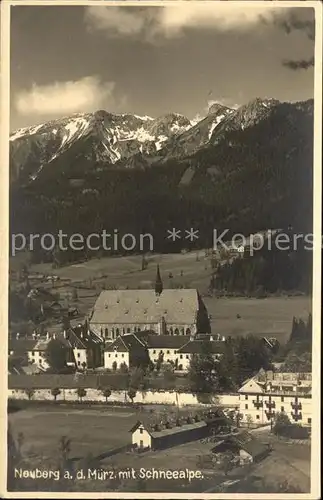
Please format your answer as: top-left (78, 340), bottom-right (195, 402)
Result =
top-left (103, 332), bottom-right (225, 372)
top-left (104, 333), bottom-right (148, 371)
top-left (238, 371), bottom-right (312, 427)
top-left (89, 288), bottom-right (205, 340)
top-left (89, 269), bottom-right (210, 340)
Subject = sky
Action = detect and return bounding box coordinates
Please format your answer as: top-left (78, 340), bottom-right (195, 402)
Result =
top-left (9, 3), bottom-right (315, 131)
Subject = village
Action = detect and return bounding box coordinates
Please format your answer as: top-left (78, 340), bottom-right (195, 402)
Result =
top-left (8, 260), bottom-right (312, 493)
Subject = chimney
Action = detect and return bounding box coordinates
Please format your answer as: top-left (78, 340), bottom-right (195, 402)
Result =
top-left (46, 332), bottom-right (49, 340)
top-left (63, 330), bottom-right (66, 339)
top-left (16, 332), bottom-right (20, 340)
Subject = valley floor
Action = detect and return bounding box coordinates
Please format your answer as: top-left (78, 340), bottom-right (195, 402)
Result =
top-left (12, 252), bottom-right (311, 341)
top-left (8, 405), bottom-right (311, 493)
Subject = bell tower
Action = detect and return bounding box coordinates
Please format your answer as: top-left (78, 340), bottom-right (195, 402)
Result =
top-left (155, 265), bottom-right (163, 295)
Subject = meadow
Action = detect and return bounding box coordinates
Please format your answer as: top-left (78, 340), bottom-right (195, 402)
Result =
top-left (22, 252), bottom-right (311, 341)
top-left (9, 405), bottom-right (311, 493)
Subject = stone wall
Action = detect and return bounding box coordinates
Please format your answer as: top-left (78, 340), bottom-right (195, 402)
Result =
top-left (8, 388), bottom-right (239, 407)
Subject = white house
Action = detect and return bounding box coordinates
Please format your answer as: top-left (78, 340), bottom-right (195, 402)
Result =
top-left (238, 370), bottom-right (312, 427)
top-left (9, 335), bottom-right (52, 370)
top-left (130, 417), bottom-right (209, 450)
top-left (145, 335), bottom-right (191, 367)
top-left (103, 333), bottom-right (225, 372)
top-left (104, 333), bottom-right (148, 371)
top-left (176, 337), bottom-right (224, 371)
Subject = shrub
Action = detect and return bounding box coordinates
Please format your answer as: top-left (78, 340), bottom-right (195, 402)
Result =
top-left (101, 388), bottom-right (112, 403)
top-left (51, 387), bottom-right (61, 401)
top-left (75, 387), bottom-right (87, 402)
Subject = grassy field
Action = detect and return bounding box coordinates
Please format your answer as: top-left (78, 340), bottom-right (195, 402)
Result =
top-left (9, 406), bottom-right (311, 493)
top-left (204, 296), bottom-right (311, 341)
top-left (10, 406), bottom-right (135, 460)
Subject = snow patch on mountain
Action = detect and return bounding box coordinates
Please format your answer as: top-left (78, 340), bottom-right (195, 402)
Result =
top-left (10, 123), bottom-right (44, 141)
top-left (208, 114), bottom-right (225, 139)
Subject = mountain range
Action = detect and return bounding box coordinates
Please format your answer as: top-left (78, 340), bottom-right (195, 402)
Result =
top-left (10, 97), bottom-right (314, 261)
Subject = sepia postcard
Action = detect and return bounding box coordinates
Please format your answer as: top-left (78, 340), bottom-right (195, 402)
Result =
top-left (0, 1), bottom-right (322, 498)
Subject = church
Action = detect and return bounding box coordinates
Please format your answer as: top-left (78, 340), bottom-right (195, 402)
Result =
top-left (89, 266), bottom-right (210, 340)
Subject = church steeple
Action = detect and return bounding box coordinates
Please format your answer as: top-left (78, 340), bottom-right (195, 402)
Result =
top-left (155, 265), bottom-right (163, 295)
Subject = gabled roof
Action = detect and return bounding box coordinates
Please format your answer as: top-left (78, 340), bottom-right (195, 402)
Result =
top-left (177, 340), bottom-right (225, 354)
top-left (238, 377), bottom-right (264, 394)
top-left (230, 431), bottom-right (269, 459)
top-left (9, 338), bottom-right (38, 353)
top-left (146, 335), bottom-right (191, 349)
top-left (90, 289), bottom-right (199, 325)
top-left (104, 333), bottom-right (146, 353)
top-left (66, 329), bottom-right (87, 349)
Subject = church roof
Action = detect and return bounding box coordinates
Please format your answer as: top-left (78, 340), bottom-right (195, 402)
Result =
top-left (90, 289), bottom-right (199, 325)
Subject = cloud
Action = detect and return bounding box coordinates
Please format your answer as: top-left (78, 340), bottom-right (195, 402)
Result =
top-left (276, 11), bottom-right (315, 71)
top-left (14, 76), bottom-right (117, 116)
top-left (276, 11), bottom-right (315, 40)
top-left (84, 5), bottom-right (289, 40)
top-left (85, 6), bottom-right (149, 36)
top-left (282, 57), bottom-right (314, 71)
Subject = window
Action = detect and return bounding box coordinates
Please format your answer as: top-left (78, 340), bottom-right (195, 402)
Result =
top-left (180, 354), bottom-right (183, 359)
top-left (115, 354), bottom-right (118, 357)
top-left (122, 354), bottom-right (124, 358)
top-left (245, 395), bottom-right (248, 400)
top-left (108, 354), bottom-right (111, 358)
top-left (307, 418), bottom-right (312, 424)
top-left (153, 350), bottom-right (156, 354)
top-left (281, 406), bottom-right (285, 412)
top-left (127, 328), bottom-right (130, 333)
top-left (186, 355), bottom-right (189, 359)
top-left (77, 361), bottom-right (80, 365)
top-left (77, 353), bottom-right (80, 358)
top-left (281, 396), bottom-right (284, 402)
top-left (245, 404), bottom-right (248, 410)
top-left (167, 350), bottom-right (170, 354)
top-left (140, 428), bottom-right (143, 434)
top-left (31, 351), bottom-right (35, 356)
top-left (256, 415), bottom-right (260, 420)
top-left (105, 328), bottom-right (108, 337)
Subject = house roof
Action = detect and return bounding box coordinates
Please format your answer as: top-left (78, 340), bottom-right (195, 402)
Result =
top-left (90, 289), bottom-right (199, 325)
top-left (177, 340), bottom-right (225, 354)
top-left (129, 417), bottom-right (207, 438)
top-left (104, 333), bottom-right (146, 353)
top-left (230, 431), bottom-right (269, 459)
top-left (9, 338), bottom-right (38, 353)
top-left (239, 370), bottom-right (312, 395)
top-left (146, 335), bottom-right (191, 350)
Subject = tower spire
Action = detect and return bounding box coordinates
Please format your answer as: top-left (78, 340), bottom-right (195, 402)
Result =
top-left (155, 265), bottom-right (163, 295)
